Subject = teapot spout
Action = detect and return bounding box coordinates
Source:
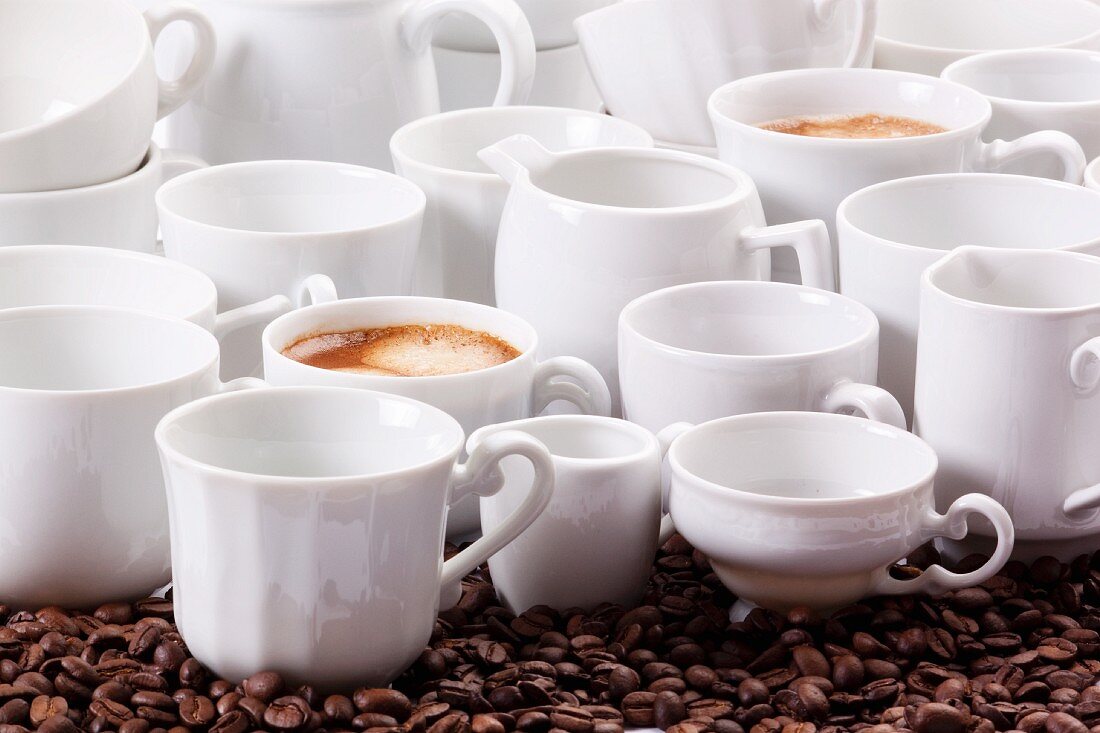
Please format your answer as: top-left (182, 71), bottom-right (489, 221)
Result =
top-left (478, 134), bottom-right (558, 185)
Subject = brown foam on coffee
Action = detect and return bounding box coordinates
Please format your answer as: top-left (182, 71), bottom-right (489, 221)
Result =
top-left (758, 113), bottom-right (947, 139)
top-left (282, 324), bottom-right (522, 377)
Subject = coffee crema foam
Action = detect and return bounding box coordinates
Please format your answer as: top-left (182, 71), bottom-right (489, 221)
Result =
top-left (282, 324), bottom-right (522, 377)
top-left (758, 113), bottom-right (947, 139)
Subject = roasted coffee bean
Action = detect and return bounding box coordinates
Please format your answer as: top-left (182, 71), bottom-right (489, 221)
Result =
top-left (355, 688), bottom-right (413, 721)
top-left (178, 695), bottom-right (216, 726)
top-left (620, 692), bottom-right (655, 727)
top-left (264, 696), bottom-right (311, 730)
top-left (242, 671), bottom-right (284, 703)
top-left (908, 703), bottom-right (969, 733)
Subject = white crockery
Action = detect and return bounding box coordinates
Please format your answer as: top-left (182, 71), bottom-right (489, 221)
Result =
top-left (874, 0), bottom-right (1100, 76)
top-left (838, 174), bottom-right (1100, 424)
top-left (435, 0), bottom-right (614, 51)
top-left (668, 411), bottom-right (1014, 613)
top-left (390, 107), bottom-right (652, 305)
top-left (0, 0), bottom-right (214, 193)
top-left (163, 0), bottom-right (536, 170)
top-left (0, 144), bottom-right (205, 252)
top-left (1087, 157), bottom-right (1100, 191)
top-left (619, 281), bottom-right (905, 434)
top-left (576, 0), bottom-right (876, 146)
top-left (0, 306), bottom-right (260, 610)
top-left (157, 386), bottom-right (555, 688)
top-left (915, 247), bottom-right (1100, 560)
top-left (483, 135), bottom-right (835, 414)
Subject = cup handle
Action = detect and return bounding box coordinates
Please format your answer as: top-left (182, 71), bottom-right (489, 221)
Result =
top-left (478, 134), bottom-right (559, 186)
top-left (144, 1), bottom-right (217, 119)
top-left (440, 430), bottom-right (555, 587)
top-left (655, 422), bottom-right (693, 545)
top-left (973, 131), bottom-right (1087, 184)
top-left (215, 376), bottom-right (269, 393)
top-left (818, 380), bottom-right (907, 429)
top-left (531, 357), bottom-right (613, 417)
top-left (402, 0), bottom-right (535, 107)
top-left (739, 220), bottom-right (836, 292)
top-left (294, 274), bottom-right (340, 308)
top-left (813, 0), bottom-right (877, 68)
top-left (1061, 337), bottom-right (1100, 514)
top-left (211, 296), bottom-right (294, 341)
top-left (869, 493), bottom-right (1014, 597)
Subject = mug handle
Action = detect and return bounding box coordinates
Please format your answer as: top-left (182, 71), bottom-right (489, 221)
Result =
top-left (813, 0), bottom-right (877, 68)
top-left (973, 131), bottom-right (1087, 184)
top-left (294, 274), bottom-right (340, 308)
top-left (869, 494), bottom-right (1014, 597)
top-left (655, 422), bottom-right (694, 545)
top-left (440, 430), bottom-right (555, 587)
top-left (402, 0), bottom-right (536, 107)
top-left (532, 357), bottom-right (613, 417)
top-left (818, 380), bottom-right (907, 429)
top-left (211, 296), bottom-right (294, 341)
top-left (1061, 337), bottom-right (1100, 514)
top-left (739, 220), bottom-right (836, 292)
top-left (144, 1), bottom-right (218, 119)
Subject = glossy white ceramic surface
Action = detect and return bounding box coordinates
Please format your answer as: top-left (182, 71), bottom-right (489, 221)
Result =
top-left (483, 135), bottom-right (835, 414)
top-left (1088, 157), bottom-right (1100, 191)
top-left (874, 0), bottom-right (1100, 76)
top-left (838, 174), bottom-right (1100, 425)
top-left (619, 281), bottom-right (903, 434)
top-left (162, 0), bottom-right (536, 170)
top-left (0, 0), bottom-right (214, 193)
top-left (668, 412), bottom-right (1014, 612)
top-left (915, 247), bottom-right (1100, 559)
top-left (157, 386), bottom-right (555, 688)
top-left (391, 107), bottom-right (652, 305)
top-left (576, 0), bottom-right (876, 146)
top-left (0, 306), bottom-right (252, 609)
top-left (436, 0), bottom-right (614, 51)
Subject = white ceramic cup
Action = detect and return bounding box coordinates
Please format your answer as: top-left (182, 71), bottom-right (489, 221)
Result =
top-left (943, 49), bottom-right (1100, 178)
top-left (575, 0), bottom-right (877, 147)
top-left (0, 305), bottom-right (260, 610)
top-left (162, 0), bottom-right (536, 171)
top-left (390, 107), bottom-right (653, 305)
top-left (619, 281), bottom-right (904, 435)
top-left (915, 247), bottom-right (1100, 561)
top-left (472, 415), bottom-right (676, 614)
top-left (667, 411), bottom-right (1014, 613)
top-left (157, 386), bottom-right (555, 688)
top-left (1087, 157), bottom-right (1100, 191)
top-left (874, 0), bottom-right (1100, 77)
top-left (0, 144), bottom-right (205, 252)
top-left (0, 0), bottom-right (214, 193)
top-left (482, 134), bottom-right (835, 414)
top-left (709, 68), bottom-right (1087, 283)
top-left (838, 173), bottom-right (1100, 425)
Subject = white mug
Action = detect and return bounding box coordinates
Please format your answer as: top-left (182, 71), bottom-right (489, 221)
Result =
top-left (838, 173), bottom-right (1100, 424)
top-left (0, 305), bottom-right (259, 610)
top-left (162, 0), bottom-right (536, 170)
top-left (157, 386), bottom-right (555, 688)
top-left (0, 0), bottom-right (214, 193)
top-left (390, 106), bottom-right (652, 305)
top-left (483, 134), bottom-right (835, 413)
top-left (619, 281), bottom-right (904, 434)
top-left (575, 0), bottom-right (877, 147)
top-left (915, 246), bottom-right (1100, 561)
top-left (0, 144), bottom-right (205, 252)
top-left (667, 411), bottom-right (1014, 613)
top-left (874, 0), bottom-right (1100, 77)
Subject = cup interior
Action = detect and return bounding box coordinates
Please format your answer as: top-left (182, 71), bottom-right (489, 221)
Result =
top-left (159, 388), bottom-right (464, 479)
top-left (0, 308), bottom-right (217, 391)
top-left (479, 417), bottom-right (653, 461)
top-left (156, 162), bottom-right (425, 234)
top-left (623, 282), bottom-right (874, 357)
top-left (947, 51), bottom-right (1100, 103)
top-left (929, 248), bottom-right (1100, 310)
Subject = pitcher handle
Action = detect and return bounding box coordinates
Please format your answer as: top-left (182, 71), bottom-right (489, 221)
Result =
top-left (144, 1), bottom-right (217, 119)
top-left (402, 0), bottom-right (536, 107)
top-left (973, 131), bottom-right (1087, 184)
top-left (739, 220), bottom-right (836, 292)
top-left (814, 0), bottom-right (877, 68)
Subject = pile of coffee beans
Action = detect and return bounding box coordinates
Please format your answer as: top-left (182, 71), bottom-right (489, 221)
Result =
top-left (0, 538), bottom-right (1098, 733)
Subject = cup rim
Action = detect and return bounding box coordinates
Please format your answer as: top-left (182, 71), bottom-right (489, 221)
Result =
top-left (668, 411), bottom-right (938, 507)
top-left (619, 281), bottom-right (879, 363)
top-left (942, 48), bottom-right (1100, 109)
top-left (155, 385), bottom-right (466, 485)
top-left (0, 144), bottom-right (160, 200)
top-left (468, 415), bottom-right (658, 468)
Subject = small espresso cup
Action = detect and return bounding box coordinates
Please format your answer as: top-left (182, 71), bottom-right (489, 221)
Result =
top-left (619, 281), bottom-right (905, 433)
top-left (666, 411), bottom-right (1014, 613)
top-left (156, 386), bottom-right (556, 688)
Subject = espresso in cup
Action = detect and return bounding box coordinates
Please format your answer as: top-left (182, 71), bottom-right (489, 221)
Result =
top-left (758, 113), bottom-right (947, 139)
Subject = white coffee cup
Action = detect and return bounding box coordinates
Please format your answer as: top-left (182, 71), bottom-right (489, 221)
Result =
top-left (915, 246), bottom-right (1100, 561)
top-left (471, 415), bottom-right (676, 613)
top-left (667, 411), bottom-right (1014, 613)
top-left (619, 281), bottom-right (905, 434)
top-left (0, 0), bottom-right (214, 193)
top-left (0, 305), bottom-right (260, 610)
top-left (838, 173), bottom-right (1100, 424)
top-left (156, 386), bottom-right (555, 688)
top-left (391, 106), bottom-right (652, 305)
top-left (482, 134), bottom-right (835, 414)
top-left (0, 144), bottom-right (205, 252)
top-left (874, 0), bottom-right (1100, 77)
top-left (709, 68), bottom-right (1087, 283)
top-left (575, 0), bottom-right (877, 147)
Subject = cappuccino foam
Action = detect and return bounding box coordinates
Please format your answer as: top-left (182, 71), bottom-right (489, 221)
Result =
top-left (758, 113), bottom-right (947, 139)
